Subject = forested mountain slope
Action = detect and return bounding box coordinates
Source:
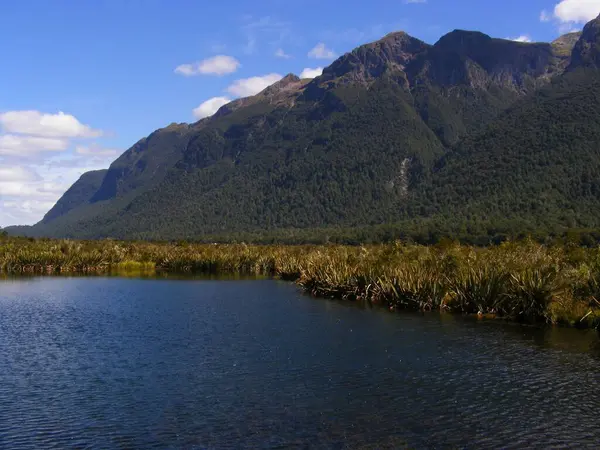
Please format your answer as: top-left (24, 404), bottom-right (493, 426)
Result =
top-left (11, 16), bottom-right (600, 242)
top-left (415, 68), bottom-right (600, 232)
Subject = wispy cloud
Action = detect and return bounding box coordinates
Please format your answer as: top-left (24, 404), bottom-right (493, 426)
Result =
top-left (175, 55), bottom-right (240, 76)
top-left (308, 43), bottom-right (337, 59)
top-left (275, 48), bottom-right (292, 59)
top-left (240, 15), bottom-right (292, 55)
top-left (506, 35), bottom-right (532, 42)
top-left (540, 10), bottom-right (552, 22)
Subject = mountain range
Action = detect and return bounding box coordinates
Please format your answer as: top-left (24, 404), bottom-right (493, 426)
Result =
top-left (7, 15), bottom-right (600, 244)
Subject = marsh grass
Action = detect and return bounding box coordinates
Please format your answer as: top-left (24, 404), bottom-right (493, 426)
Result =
top-left (1, 236), bottom-right (599, 328)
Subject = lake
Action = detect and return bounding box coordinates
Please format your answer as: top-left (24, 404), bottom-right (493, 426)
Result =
top-left (1, 277), bottom-right (599, 449)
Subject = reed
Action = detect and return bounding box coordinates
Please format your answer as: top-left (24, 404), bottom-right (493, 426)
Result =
top-left (1, 236), bottom-right (599, 328)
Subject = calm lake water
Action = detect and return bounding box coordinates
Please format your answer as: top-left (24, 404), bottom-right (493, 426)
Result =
top-left (1, 277), bottom-right (599, 449)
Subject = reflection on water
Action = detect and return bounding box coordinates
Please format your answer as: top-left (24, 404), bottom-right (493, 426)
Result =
top-left (0, 277), bottom-right (599, 449)
top-left (327, 295), bottom-right (600, 357)
top-left (0, 271), bottom-right (269, 281)
top-left (504, 321), bottom-right (600, 356)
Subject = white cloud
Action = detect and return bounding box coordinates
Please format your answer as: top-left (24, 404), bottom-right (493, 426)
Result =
top-left (226, 73), bottom-right (283, 97)
top-left (0, 110), bottom-right (102, 138)
top-left (0, 166), bottom-right (39, 183)
top-left (0, 109), bottom-right (116, 227)
top-left (275, 48), bottom-right (291, 59)
top-left (507, 35), bottom-right (532, 42)
top-left (541, 1), bottom-right (599, 31)
top-left (0, 165), bottom-right (63, 198)
top-left (0, 134), bottom-right (68, 156)
top-left (175, 55), bottom-right (240, 76)
top-left (2, 199), bottom-right (56, 213)
top-left (554, 0), bottom-right (600, 23)
top-left (0, 153), bottom-right (117, 226)
top-left (192, 97), bottom-right (231, 119)
top-left (0, 196), bottom-right (59, 228)
top-left (300, 67), bottom-right (323, 78)
top-left (75, 144), bottom-right (121, 157)
top-left (1, 199), bottom-right (57, 218)
top-left (308, 43), bottom-right (337, 59)
top-left (0, 181), bottom-right (61, 198)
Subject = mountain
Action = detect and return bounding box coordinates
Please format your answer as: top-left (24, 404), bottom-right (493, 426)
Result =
top-left (42, 169), bottom-right (107, 223)
top-left (16, 16), bottom-right (600, 243)
top-left (569, 17), bottom-right (600, 69)
top-left (417, 67), bottom-right (600, 232)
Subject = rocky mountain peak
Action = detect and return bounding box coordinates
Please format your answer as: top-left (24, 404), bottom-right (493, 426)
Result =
top-left (318, 31), bottom-right (429, 85)
top-left (260, 73), bottom-right (302, 97)
top-left (418, 28), bottom-right (562, 89)
top-left (209, 74), bottom-right (306, 120)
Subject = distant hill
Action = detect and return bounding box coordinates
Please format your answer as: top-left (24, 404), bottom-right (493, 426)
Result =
top-left (14, 15), bottom-right (600, 243)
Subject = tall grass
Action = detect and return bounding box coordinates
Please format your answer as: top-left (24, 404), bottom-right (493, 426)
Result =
top-left (1, 236), bottom-right (599, 328)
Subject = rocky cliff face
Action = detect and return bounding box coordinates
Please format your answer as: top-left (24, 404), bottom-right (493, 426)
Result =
top-left (319, 32), bottom-right (429, 86)
top-left (414, 30), bottom-right (570, 91)
top-left (319, 28), bottom-right (575, 93)
top-left (569, 14), bottom-right (600, 69)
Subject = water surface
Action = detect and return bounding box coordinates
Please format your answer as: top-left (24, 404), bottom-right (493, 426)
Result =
top-left (1, 277), bottom-right (599, 449)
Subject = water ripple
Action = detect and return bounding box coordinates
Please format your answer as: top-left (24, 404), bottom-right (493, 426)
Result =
top-left (0, 277), bottom-right (599, 449)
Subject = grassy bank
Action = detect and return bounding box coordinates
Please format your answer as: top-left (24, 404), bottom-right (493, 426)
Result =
top-left (1, 236), bottom-right (599, 328)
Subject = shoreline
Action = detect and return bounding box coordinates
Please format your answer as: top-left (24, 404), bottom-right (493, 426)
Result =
top-left (2, 237), bottom-right (600, 330)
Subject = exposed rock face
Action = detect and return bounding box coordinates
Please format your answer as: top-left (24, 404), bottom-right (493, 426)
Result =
top-left (260, 74), bottom-right (303, 97)
top-left (385, 157), bottom-right (412, 197)
top-left (569, 15), bottom-right (600, 69)
top-left (318, 28), bottom-right (575, 93)
top-left (320, 32), bottom-right (429, 85)
top-left (213, 74), bottom-right (309, 120)
top-left (412, 30), bottom-right (563, 91)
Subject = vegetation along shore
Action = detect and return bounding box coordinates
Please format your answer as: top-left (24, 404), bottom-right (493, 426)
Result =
top-left (2, 235), bottom-right (600, 329)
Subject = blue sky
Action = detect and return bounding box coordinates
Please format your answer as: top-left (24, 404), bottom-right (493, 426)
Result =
top-left (0, 0), bottom-right (598, 226)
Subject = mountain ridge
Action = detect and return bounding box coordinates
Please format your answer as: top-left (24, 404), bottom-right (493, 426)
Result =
top-left (7, 17), bottom-right (600, 244)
